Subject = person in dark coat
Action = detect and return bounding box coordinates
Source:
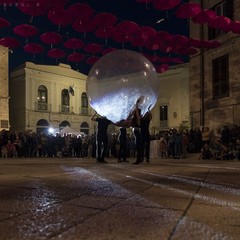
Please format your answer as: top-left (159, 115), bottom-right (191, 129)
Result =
top-left (91, 111), bottom-right (112, 163)
top-left (118, 127), bottom-right (129, 162)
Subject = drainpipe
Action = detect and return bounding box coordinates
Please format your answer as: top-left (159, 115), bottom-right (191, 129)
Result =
top-left (200, 0), bottom-right (205, 127)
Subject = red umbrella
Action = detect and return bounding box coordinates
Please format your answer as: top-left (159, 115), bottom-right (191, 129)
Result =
top-left (67, 3), bottom-right (94, 21)
top-left (133, 26), bottom-right (157, 44)
top-left (153, 0), bottom-right (181, 10)
top-left (191, 9), bottom-right (216, 25)
top-left (95, 26), bottom-right (115, 44)
top-left (47, 9), bottom-right (72, 29)
top-left (0, 37), bottom-right (20, 48)
top-left (208, 16), bottom-right (232, 31)
top-left (72, 19), bottom-right (96, 37)
top-left (157, 31), bottom-right (173, 43)
top-left (67, 53), bottom-right (85, 62)
top-left (102, 47), bottom-right (116, 55)
top-left (171, 57), bottom-right (183, 64)
top-left (86, 56), bottom-right (99, 65)
top-left (84, 43), bottom-right (102, 55)
top-left (13, 24), bottom-right (38, 37)
top-left (48, 0), bottom-right (70, 10)
top-left (64, 38), bottom-right (84, 50)
top-left (40, 32), bottom-right (62, 46)
top-left (92, 12), bottom-right (117, 28)
top-left (228, 20), bottom-right (240, 34)
top-left (147, 54), bottom-right (159, 63)
top-left (172, 35), bottom-right (189, 47)
top-left (48, 48), bottom-right (65, 59)
top-left (158, 57), bottom-right (172, 63)
top-left (115, 20), bottom-right (139, 35)
top-left (155, 64), bottom-right (169, 73)
top-left (0, 17), bottom-right (10, 29)
top-left (176, 3), bottom-right (202, 18)
top-left (178, 47), bottom-right (198, 55)
top-left (18, 0), bottom-right (49, 17)
top-left (24, 43), bottom-right (44, 54)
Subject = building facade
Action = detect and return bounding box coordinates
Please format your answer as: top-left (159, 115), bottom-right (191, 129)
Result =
top-left (0, 46), bottom-right (9, 131)
top-left (9, 62), bottom-right (94, 135)
top-left (189, 0), bottom-right (240, 134)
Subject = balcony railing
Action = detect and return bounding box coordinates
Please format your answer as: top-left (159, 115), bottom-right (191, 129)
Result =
top-left (59, 105), bottom-right (73, 113)
top-left (80, 107), bottom-right (89, 115)
top-left (35, 102), bottom-right (51, 112)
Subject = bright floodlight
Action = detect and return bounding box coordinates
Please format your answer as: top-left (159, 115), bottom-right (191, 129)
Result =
top-left (86, 49), bottom-right (159, 123)
top-left (48, 127), bottom-right (54, 134)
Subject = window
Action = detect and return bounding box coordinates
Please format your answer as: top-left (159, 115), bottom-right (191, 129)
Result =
top-left (160, 105), bottom-right (168, 129)
top-left (81, 92), bottom-right (88, 114)
top-left (61, 89), bottom-right (70, 113)
top-left (37, 85), bottom-right (48, 111)
top-left (212, 55), bottom-right (229, 99)
top-left (208, 0), bottom-right (233, 39)
top-left (80, 122), bottom-right (89, 135)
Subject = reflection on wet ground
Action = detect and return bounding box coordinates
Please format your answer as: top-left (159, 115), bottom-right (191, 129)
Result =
top-left (0, 156), bottom-right (239, 239)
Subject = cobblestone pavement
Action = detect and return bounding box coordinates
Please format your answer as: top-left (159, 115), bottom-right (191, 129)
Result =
top-left (0, 155), bottom-right (239, 240)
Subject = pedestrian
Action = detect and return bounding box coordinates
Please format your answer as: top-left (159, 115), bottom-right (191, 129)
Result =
top-left (91, 111), bottom-right (112, 163)
top-left (118, 127), bottom-right (129, 162)
top-left (140, 106), bottom-right (152, 162)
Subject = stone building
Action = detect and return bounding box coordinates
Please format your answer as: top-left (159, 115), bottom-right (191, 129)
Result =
top-left (189, 0), bottom-right (240, 134)
top-left (0, 46), bottom-right (9, 131)
top-left (9, 62), bottom-right (94, 135)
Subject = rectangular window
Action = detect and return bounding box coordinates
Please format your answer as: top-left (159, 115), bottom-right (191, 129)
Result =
top-left (160, 105), bottom-right (168, 121)
top-left (212, 55), bottom-right (229, 99)
top-left (208, 0), bottom-right (233, 40)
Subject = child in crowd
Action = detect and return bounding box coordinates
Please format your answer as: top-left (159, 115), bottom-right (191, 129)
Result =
top-left (159, 137), bottom-right (167, 158)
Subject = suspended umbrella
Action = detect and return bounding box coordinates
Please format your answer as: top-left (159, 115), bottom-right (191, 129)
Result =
top-left (158, 57), bottom-right (172, 63)
top-left (48, 0), bottom-right (70, 10)
top-left (0, 17), bottom-right (10, 29)
top-left (147, 54), bottom-right (159, 63)
top-left (47, 9), bottom-right (73, 30)
top-left (64, 38), bottom-right (84, 51)
top-left (92, 12), bottom-right (117, 28)
top-left (133, 26), bottom-right (157, 47)
top-left (171, 57), bottom-right (183, 64)
top-left (157, 31), bottom-right (173, 43)
top-left (48, 48), bottom-right (65, 59)
top-left (13, 24), bottom-right (38, 43)
top-left (102, 47), bottom-right (116, 55)
top-left (208, 40), bottom-right (221, 49)
top-left (131, 37), bottom-right (146, 49)
top-left (155, 64), bottom-right (169, 73)
top-left (18, 0), bottom-right (49, 18)
top-left (86, 56), bottom-right (99, 65)
top-left (113, 32), bottom-right (134, 48)
top-left (208, 16), bottom-right (232, 32)
top-left (178, 47), bottom-right (198, 55)
top-left (67, 3), bottom-right (94, 21)
top-left (191, 9), bottom-right (216, 25)
top-left (95, 26), bottom-right (115, 45)
top-left (0, 37), bottom-right (20, 48)
top-left (188, 38), bottom-right (203, 48)
top-left (160, 43), bottom-right (175, 53)
top-left (228, 20), bottom-right (240, 34)
top-left (172, 34), bottom-right (189, 47)
top-left (175, 2), bottom-right (202, 18)
top-left (115, 20), bottom-right (139, 35)
top-left (24, 43), bottom-right (44, 54)
top-left (67, 53), bottom-right (85, 63)
top-left (153, 0), bottom-right (181, 10)
top-left (72, 19), bottom-right (96, 37)
top-left (40, 32), bottom-right (62, 47)
top-left (84, 43), bottom-right (102, 55)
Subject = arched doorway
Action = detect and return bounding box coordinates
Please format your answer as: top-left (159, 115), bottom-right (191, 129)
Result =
top-left (36, 119), bottom-right (49, 134)
top-left (80, 122), bottom-right (89, 135)
top-left (59, 121), bottom-right (70, 131)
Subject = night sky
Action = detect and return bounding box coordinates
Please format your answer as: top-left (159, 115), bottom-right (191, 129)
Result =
top-left (0, 0), bottom-right (189, 75)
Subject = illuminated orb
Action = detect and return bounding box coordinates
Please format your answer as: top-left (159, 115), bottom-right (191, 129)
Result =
top-left (86, 49), bottom-right (159, 124)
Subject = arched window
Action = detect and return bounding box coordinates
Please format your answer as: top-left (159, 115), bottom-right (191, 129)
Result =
top-left (59, 121), bottom-right (70, 131)
top-left (36, 119), bottom-right (49, 134)
top-left (61, 89), bottom-right (70, 113)
top-left (80, 122), bottom-right (89, 135)
top-left (37, 85), bottom-right (48, 111)
top-left (81, 92), bottom-right (88, 114)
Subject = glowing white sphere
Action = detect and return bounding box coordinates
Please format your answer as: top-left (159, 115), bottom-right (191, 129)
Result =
top-left (86, 49), bottom-right (159, 123)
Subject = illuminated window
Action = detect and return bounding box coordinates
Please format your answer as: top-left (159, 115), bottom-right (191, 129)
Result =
top-left (38, 85), bottom-right (47, 103)
top-left (81, 92), bottom-right (88, 114)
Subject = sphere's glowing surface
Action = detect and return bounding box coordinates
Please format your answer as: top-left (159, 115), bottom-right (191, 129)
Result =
top-left (86, 50), bottom-right (159, 123)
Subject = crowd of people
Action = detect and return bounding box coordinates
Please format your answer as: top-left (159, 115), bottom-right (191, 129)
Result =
top-left (1, 114), bottom-right (240, 162)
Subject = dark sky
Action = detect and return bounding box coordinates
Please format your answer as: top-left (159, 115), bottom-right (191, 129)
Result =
top-left (0, 0), bottom-right (189, 75)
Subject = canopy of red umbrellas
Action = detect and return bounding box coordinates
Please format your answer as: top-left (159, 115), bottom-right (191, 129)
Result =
top-left (0, 0), bottom-right (233, 74)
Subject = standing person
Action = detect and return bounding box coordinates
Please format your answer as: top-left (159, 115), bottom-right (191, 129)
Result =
top-left (140, 107), bottom-right (152, 163)
top-left (118, 127), bottom-right (129, 162)
top-left (91, 111), bottom-right (112, 163)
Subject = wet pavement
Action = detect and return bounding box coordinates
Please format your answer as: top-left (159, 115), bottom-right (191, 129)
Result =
top-left (0, 155), bottom-right (239, 240)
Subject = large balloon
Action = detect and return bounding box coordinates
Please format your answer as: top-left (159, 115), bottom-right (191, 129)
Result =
top-left (86, 49), bottom-right (159, 124)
